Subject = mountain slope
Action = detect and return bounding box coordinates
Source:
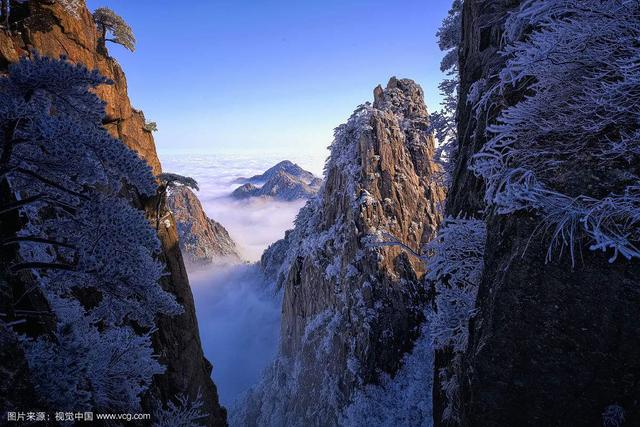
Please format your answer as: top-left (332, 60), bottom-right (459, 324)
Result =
top-left (168, 187), bottom-right (241, 266)
top-left (232, 162), bottom-right (322, 201)
top-left (232, 170), bottom-right (321, 201)
top-left (233, 77), bottom-right (444, 426)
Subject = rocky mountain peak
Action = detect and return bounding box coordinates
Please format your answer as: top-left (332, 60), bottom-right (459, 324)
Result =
top-left (373, 77), bottom-right (429, 124)
top-left (235, 78), bottom-right (444, 425)
top-left (232, 161), bottom-right (321, 201)
top-left (237, 160), bottom-right (315, 185)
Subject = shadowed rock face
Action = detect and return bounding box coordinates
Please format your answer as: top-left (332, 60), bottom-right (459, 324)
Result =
top-left (167, 187), bottom-right (241, 266)
top-left (232, 162), bottom-right (322, 201)
top-left (435, 1), bottom-right (640, 426)
top-left (0, 1), bottom-right (226, 424)
top-left (234, 78), bottom-right (444, 426)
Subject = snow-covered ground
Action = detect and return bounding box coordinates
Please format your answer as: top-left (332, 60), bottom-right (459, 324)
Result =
top-left (158, 152), bottom-right (325, 407)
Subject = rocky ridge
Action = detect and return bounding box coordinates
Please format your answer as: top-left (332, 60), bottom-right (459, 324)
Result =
top-left (167, 187), bottom-right (241, 266)
top-left (234, 77), bottom-right (444, 426)
top-left (0, 1), bottom-right (226, 424)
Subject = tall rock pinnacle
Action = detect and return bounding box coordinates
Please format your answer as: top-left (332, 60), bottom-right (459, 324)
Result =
top-left (234, 78), bottom-right (445, 426)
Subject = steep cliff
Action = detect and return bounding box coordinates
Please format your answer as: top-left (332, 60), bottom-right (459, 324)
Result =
top-left (167, 186), bottom-right (241, 266)
top-left (234, 77), bottom-right (444, 426)
top-left (437, 1), bottom-right (640, 425)
top-left (0, 1), bottom-right (226, 424)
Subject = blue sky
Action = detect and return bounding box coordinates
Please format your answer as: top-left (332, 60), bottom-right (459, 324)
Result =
top-left (87, 0), bottom-right (452, 156)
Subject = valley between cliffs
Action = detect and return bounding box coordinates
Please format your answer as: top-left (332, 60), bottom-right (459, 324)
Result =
top-left (3, 1), bottom-right (638, 426)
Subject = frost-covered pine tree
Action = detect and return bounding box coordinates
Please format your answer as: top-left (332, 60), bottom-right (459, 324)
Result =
top-left (430, 0), bottom-right (463, 184)
top-left (425, 217), bottom-right (485, 423)
top-left (0, 54), bottom-right (181, 411)
top-left (471, 0), bottom-right (640, 263)
top-left (155, 172), bottom-right (199, 229)
top-left (93, 6), bottom-right (136, 52)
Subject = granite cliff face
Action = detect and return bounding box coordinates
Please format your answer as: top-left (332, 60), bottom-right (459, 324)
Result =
top-left (167, 187), bottom-right (241, 266)
top-left (435, 1), bottom-right (640, 425)
top-left (0, 1), bottom-right (226, 424)
top-left (234, 77), bottom-right (444, 426)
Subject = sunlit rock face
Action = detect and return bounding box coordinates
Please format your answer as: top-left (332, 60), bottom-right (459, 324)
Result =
top-left (167, 187), bottom-right (241, 266)
top-left (0, 2), bottom-right (227, 424)
top-left (234, 77), bottom-right (444, 426)
top-left (0, 1), bottom-right (161, 174)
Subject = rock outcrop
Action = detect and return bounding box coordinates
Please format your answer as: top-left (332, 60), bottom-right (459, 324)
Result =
top-left (0, 1), bottom-right (226, 424)
top-left (232, 161), bottom-right (321, 201)
top-left (435, 1), bottom-right (640, 425)
top-left (234, 77), bottom-right (444, 426)
top-left (167, 187), bottom-right (241, 266)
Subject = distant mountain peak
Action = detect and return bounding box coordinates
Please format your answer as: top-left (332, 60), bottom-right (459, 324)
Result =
top-left (231, 161), bottom-right (321, 201)
top-left (236, 160), bottom-right (316, 185)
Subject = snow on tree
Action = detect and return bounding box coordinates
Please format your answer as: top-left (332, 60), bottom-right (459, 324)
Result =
top-left (430, 0), bottom-right (463, 186)
top-left (341, 318), bottom-right (434, 427)
top-left (21, 296), bottom-right (164, 412)
top-left (93, 7), bottom-right (136, 52)
top-left (1, 0), bottom-right (82, 30)
top-left (425, 217), bottom-right (486, 423)
top-left (144, 121), bottom-right (158, 132)
top-left (602, 404), bottom-right (625, 427)
top-left (0, 54), bottom-right (180, 410)
top-left (471, 0), bottom-right (640, 263)
top-left (153, 391), bottom-right (207, 427)
top-left (363, 217), bottom-right (485, 425)
top-left (159, 173), bottom-right (199, 192)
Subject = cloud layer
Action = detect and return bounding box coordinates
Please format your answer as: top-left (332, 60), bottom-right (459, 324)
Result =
top-left (189, 264), bottom-right (281, 407)
top-left (160, 153), bottom-right (324, 405)
top-left (162, 153), bottom-right (325, 260)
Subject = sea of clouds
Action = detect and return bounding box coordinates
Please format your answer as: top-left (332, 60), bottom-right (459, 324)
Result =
top-left (159, 152), bottom-right (326, 407)
top-left (161, 152), bottom-right (325, 260)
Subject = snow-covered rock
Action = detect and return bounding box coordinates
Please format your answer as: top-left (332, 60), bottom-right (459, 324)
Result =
top-left (233, 77), bottom-right (445, 426)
